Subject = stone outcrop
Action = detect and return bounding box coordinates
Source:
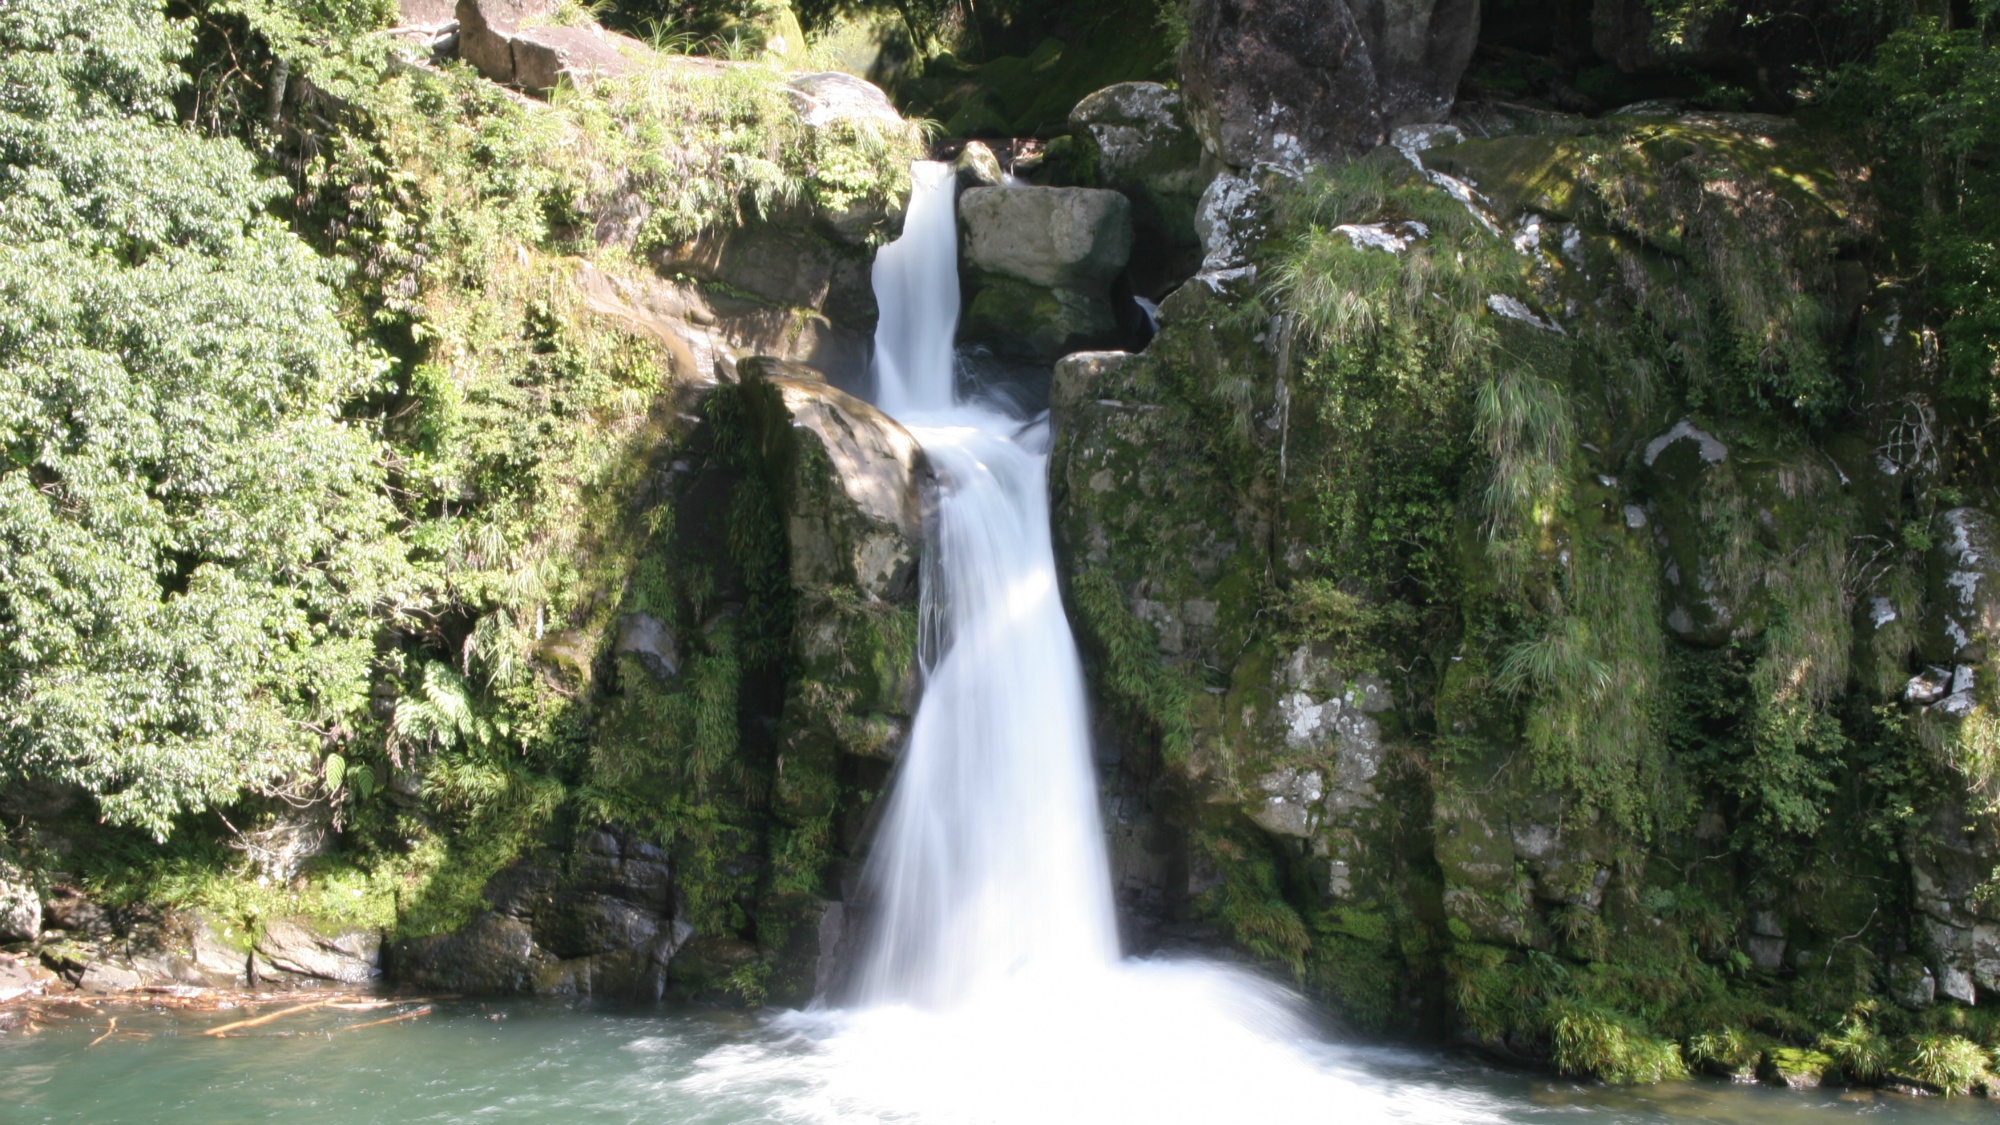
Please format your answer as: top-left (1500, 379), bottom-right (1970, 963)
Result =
top-left (455, 0), bottom-right (646, 92)
top-left (739, 369), bottom-right (926, 604)
top-left (382, 366), bottom-right (925, 1006)
top-left (958, 186), bottom-right (1135, 360)
top-left (1178, 0), bottom-right (1479, 170)
top-left (1349, 0), bottom-right (1482, 125)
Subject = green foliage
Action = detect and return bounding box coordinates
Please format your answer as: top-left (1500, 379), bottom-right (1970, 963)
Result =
top-left (1193, 829), bottom-right (1309, 977)
top-left (1267, 157), bottom-right (1509, 606)
top-left (555, 53), bottom-right (920, 251)
top-left (1548, 999), bottom-right (1689, 1084)
top-left (1901, 1031), bottom-right (1993, 1095)
top-left (1834, 8), bottom-right (2000, 398)
top-left (0, 0), bottom-right (409, 838)
top-left (395, 662), bottom-right (509, 755)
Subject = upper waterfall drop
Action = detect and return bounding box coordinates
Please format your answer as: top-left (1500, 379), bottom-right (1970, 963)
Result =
top-left (870, 161), bottom-right (962, 414)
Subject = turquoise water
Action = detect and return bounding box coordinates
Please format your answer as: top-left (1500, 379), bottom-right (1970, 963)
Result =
top-left (1, 997), bottom-right (1994, 1124)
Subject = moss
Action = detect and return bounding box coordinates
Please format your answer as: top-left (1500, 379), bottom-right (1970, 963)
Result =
top-left (1763, 1046), bottom-right (1836, 1086)
top-left (1070, 568), bottom-right (1197, 765)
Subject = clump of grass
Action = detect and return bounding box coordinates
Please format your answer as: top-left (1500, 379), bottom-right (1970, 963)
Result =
top-left (1816, 1005), bottom-right (1892, 1082)
top-left (1548, 999), bottom-right (1689, 1084)
top-left (1900, 1032), bottom-right (1991, 1095)
top-left (1685, 1026), bottom-right (1769, 1078)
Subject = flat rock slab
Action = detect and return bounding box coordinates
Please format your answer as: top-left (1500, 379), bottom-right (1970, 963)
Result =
top-left (456, 0), bottom-right (647, 92)
top-left (959, 187), bottom-right (1132, 291)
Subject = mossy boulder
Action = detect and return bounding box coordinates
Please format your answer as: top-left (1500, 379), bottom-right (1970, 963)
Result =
top-left (1762, 1047), bottom-right (1835, 1089)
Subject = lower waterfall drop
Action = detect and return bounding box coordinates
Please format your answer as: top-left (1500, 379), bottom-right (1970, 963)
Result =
top-left (685, 162), bottom-right (1498, 1125)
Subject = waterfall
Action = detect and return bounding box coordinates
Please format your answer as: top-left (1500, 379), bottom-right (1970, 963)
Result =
top-left (687, 163), bottom-right (1501, 1125)
top-left (854, 165), bottom-right (1119, 1008)
top-left (870, 162), bottom-right (962, 416)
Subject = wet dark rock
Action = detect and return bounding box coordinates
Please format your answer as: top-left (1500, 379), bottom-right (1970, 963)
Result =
top-left (41, 886), bottom-right (111, 937)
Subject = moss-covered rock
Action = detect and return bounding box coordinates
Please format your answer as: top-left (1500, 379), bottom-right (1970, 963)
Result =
top-left (1045, 103), bottom-right (2000, 1079)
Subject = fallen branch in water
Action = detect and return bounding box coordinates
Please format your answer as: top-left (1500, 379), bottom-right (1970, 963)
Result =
top-left (203, 998), bottom-right (335, 1036)
top-left (87, 1017), bottom-right (116, 1047)
top-left (336, 1005), bottom-right (432, 1033)
top-left (325, 998), bottom-right (415, 1011)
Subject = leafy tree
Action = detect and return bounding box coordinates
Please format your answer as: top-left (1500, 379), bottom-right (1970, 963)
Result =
top-left (1836, 3), bottom-right (2000, 395)
top-left (0, 0), bottom-right (409, 838)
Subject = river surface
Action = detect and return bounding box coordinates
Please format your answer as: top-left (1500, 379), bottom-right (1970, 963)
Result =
top-left (0, 996), bottom-right (1991, 1125)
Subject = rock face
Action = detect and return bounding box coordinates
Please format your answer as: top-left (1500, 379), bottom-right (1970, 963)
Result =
top-left (1923, 509), bottom-right (2000, 665)
top-left (1048, 333), bottom-right (1424, 960)
top-left (455, 0), bottom-right (644, 92)
top-left (1042, 110), bottom-right (2000, 1066)
top-left (387, 367), bottom-right (925, 1005)
top-left (958, 187), bottom-right (1134, 360)
top-left (1180, 0), bottom-right (1384, 168)
top-left (1178, 0), bottom-right (1479, 169)
top-left (740, 370), bottom-right (926, 603)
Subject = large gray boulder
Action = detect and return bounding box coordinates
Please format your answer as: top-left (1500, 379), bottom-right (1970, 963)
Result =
top-left (1180, 0), bottom-right (1383, 168)
top-left (0, 860), bottom-right (38, 943)
top-left (1069, 83), bottom-right (1218, 249)
top-left (1178, 0), bottom-right (1479, 169)
top-left (1350, 0), bottom-right (1483, 126)
top-left (456, 0), bottom-right (646, 93)
top-left (959, 187), bottom-right (1134, 291)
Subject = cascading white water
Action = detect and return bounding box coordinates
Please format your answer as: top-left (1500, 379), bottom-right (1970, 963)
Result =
top-left (852, 161), bottom-right (1120, 1007)
top-left (686, 163), bottom-right (1501, 1125)
top-left (869, 162), bottom-right (962, 416)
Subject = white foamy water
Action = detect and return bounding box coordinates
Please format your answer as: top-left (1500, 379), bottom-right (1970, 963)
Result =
top-left (688, 162), bottom-right (1503, 1124)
